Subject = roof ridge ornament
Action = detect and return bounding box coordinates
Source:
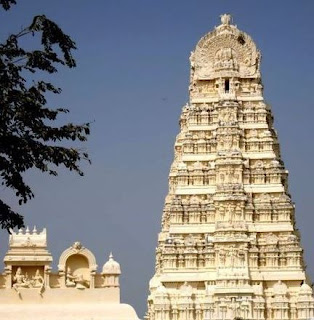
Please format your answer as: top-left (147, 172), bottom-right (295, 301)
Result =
top-left (220, 13), bottom-right (232, 26)
top-left (71, 241), bottom-right (83, 251)
top-left (109, 252), bottom-right (114, 260)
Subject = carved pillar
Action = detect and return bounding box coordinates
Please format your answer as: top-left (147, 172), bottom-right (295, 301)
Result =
top-left (90, 269), bottom-right (96, 289)
top-left (44, 265), bottom-right (51, 288)
top-left (58, 269), bottom-right (66, 288)
top-left (171, 305), bottom-right (178, 320)
top-left (4, 266), bottom-right (12, 289)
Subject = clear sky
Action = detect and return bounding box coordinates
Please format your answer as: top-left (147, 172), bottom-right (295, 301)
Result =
top-left (1, 0), bottom-right (314, 318)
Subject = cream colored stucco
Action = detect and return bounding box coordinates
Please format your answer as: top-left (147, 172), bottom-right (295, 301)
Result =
top-left (0, 229), bottom-right (139, 320)
top-left (147, 14), bottom-right (314, 320)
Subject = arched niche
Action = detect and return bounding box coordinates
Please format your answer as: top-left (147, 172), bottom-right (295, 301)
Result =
top-left (66, 254), bottom-right (90, 285)
top-left (58, 242), bottom-right (97, 288)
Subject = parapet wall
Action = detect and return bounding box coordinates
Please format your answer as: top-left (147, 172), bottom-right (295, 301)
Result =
top-left (0, 227), bottom-right (140, 320)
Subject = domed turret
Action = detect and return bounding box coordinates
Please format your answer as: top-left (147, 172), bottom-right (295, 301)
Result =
top-left (300, 283), bottom-right (312, 293)
top-left (297, 283), bottom-right (314, 319)
top-left (102, 253), bottom-right (121, 287)
top-left (149, 276), bottom-right (161, 290)
top-left (102, 252), bottom-right (121, 274)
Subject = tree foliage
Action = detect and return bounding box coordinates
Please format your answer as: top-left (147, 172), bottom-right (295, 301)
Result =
top-left (0, 1), bottom-right (90, 230)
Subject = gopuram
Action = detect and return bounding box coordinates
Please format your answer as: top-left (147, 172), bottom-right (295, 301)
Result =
top-left (0, 227), bottom-right (139, 320)
top-left (147, 14), bottom-right (314, 320)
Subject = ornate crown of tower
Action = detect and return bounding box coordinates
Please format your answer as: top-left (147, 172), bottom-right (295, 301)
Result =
top-left (147, 14), bottom-right (314, 320)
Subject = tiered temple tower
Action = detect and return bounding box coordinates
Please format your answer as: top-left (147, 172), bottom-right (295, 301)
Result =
top-left (147, 14), bottom-right (314, 320)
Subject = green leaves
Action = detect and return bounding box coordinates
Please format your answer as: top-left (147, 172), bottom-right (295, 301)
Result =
top-left (0, 5), bottom-right (90, 230)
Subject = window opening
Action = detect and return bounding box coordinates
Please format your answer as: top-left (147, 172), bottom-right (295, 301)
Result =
top-left (225, 79), bottom-right (230, 93)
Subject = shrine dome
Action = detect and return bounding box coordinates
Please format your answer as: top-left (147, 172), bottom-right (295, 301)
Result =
top-left (300, 283), bottom-right (312, 294)
top-left (156, 284), bottom-right (167, 294)
top-left (149, 275), bottom-right (161, 289)
top-left (102, 253), bottom-right (121, 275)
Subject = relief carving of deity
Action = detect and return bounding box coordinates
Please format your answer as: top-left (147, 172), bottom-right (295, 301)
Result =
top-left (226, 204), bottom-right (234, 221)
top-left (214, 48), bottom-right (239, 71)
top-left (224, 135), bottom-right (233, 149)
top-left (228, 297), bottom-right (240, 319)
top-left (12, 267), bottom-right (30, 293)
top-left (66, 267), bottom-right (89, 289)
top-left (219, 250), bottom-right (226, 265)
top-left (12, 267), bottom-right (45, 295)
top-left (228, 246), bottom-right (237, 267)
top-left (226, 166), bottom-right (238, 183)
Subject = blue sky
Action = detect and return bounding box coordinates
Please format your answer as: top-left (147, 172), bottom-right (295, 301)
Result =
top-left (1, 1), bottom-right (314, 317)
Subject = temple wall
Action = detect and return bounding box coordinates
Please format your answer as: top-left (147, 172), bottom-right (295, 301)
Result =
top-left (0, 274), bottom-right (5, 288)
top-left (0, 287), bottom-right (120, 303)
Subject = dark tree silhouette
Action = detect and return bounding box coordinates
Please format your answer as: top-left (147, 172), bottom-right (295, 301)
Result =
top-left (0, 1), bottom-right (90, 230)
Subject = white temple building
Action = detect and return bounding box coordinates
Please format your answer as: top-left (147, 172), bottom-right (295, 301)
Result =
top-left (0, 227), bottom-right (140, 320)
top-left (147, 14), bottom-right (314, 320)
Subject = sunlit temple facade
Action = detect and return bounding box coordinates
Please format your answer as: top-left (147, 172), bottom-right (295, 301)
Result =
top-left (0, 227), bottom-right (139, 320)
top-left (147, 14), bottom-right (314, 320)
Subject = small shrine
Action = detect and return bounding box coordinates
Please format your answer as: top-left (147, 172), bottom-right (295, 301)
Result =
top-left (0, 227), bottom-right (139, 320)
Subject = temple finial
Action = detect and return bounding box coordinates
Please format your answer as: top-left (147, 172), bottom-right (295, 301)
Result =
top-left (220, 13), bottom-right (232, 26)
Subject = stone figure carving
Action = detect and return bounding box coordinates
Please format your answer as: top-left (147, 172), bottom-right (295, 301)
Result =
top-left (65, 267), bottom-right (76, 287)
top-left (265, 233), bottom-right (278, 245)
top-left (23, 236), bottom-right (34, 247)
top-left (219, 250), bottom-right (226, 264)
top-left (11, 267), bottom-right (45, 294)
top-left (224, 135), bottom-right (233, 149)
top-left (66, 267), bottom-right (89, 289)
top-left (226, 167), bottom-right (238, 183)
top-left (31, 269), bottom-right (45, 294)
top-left (12, 267), bottom-right (30, 293)
top-left (226, 204), bottom-right (234, 221)
top-left (185, 234), bottom-right (195, 246)
top-left (214, 48), bottom-right (239, 71)
top-left (228, 246), bottom-right (237, 268)
top-left (228, 297), bottom-right (240, 319)
top-left (74, 274), bottom-right (89, 289)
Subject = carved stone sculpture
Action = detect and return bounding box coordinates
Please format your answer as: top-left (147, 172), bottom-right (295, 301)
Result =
top-left (31, 269), bottom-right (45, 294)
top-left (65, 267), bottom-right (89, 289)
top-left (65, 267), bottom-right (77, 287)
top-left (12, 267), bottom-right (30, 294)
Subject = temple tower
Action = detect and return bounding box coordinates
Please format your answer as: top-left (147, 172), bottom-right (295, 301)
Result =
top-left (147, 14), bottom-right (314, 320)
